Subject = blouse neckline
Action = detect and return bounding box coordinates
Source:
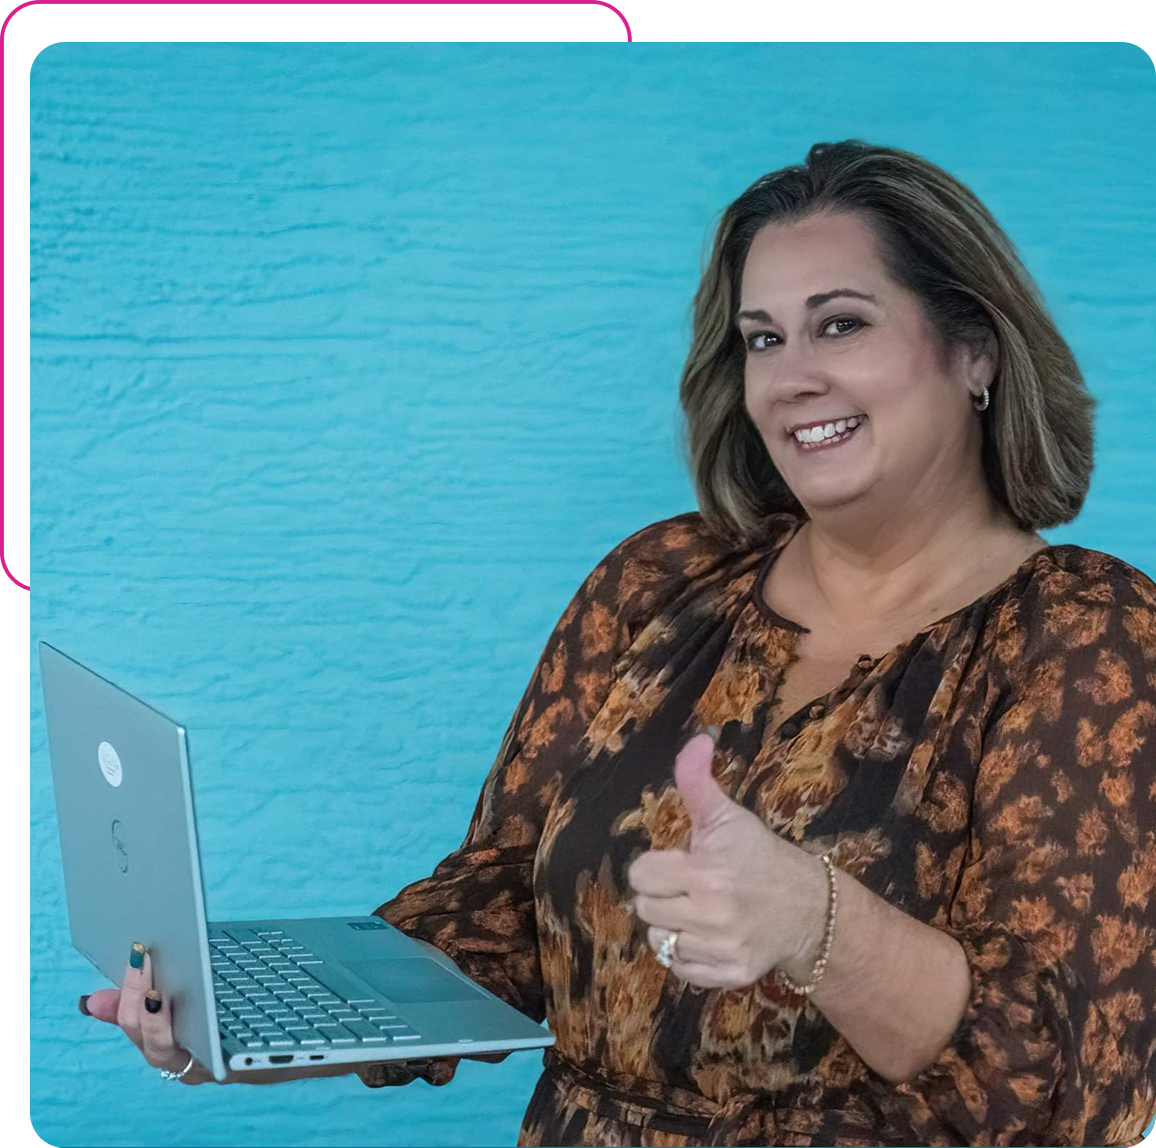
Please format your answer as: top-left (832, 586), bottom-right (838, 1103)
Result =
top-left (749, 515), bottom-right (1060, 642)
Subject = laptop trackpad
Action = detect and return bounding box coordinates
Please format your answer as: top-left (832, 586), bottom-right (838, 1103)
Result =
top-left (342, 957), bottom-right (481, 1003)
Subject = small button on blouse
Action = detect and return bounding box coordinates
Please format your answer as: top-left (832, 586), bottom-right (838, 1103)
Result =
top-left (808, 703), bottom-right (826, 719)
top-left (855, 653), bottom-right (876, 670)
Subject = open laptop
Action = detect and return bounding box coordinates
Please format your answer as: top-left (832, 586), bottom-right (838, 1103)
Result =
top-left (38, 641), bottom-right (554, 1082)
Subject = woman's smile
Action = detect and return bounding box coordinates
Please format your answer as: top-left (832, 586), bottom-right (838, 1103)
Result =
top-left (790, 415), bottom-right (868, 454)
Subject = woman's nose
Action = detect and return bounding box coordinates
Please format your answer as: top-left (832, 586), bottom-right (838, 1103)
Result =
top-left (757, 340), bottom-right (836, 398)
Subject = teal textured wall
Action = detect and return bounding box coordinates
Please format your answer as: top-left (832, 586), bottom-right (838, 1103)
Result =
top-left (30, 43), bottom-right (1156, 1147)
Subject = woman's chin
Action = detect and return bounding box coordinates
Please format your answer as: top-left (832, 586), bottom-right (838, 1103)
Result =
top-left (790, 475), bottom-right (875, 512)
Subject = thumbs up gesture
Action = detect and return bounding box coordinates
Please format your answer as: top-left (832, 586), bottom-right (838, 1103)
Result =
top-left (626, 733), bottom-right (828, 990)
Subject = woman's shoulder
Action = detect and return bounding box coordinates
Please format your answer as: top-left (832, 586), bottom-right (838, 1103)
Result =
top-left (1030, 543), bottom-right (1156, 621)
top-left (603, 509), bottom-right (798, 568)
top-left (571, 510), bottom-right (794, 634)
top-left (592, 510), bottom-right (798, 595)
top-left (993, 541), bottom-right (1156, 670)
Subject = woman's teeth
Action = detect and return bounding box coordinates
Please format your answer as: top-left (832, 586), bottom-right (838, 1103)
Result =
top-left (793, 415), bottom-right (865, 444)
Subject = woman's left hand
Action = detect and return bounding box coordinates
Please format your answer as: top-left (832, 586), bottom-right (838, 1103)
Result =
top-left (626, 733), bottom-right (827, 990)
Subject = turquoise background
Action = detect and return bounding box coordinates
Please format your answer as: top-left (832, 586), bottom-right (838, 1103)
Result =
top-left (30, 43), bottom-right (1156, 1147)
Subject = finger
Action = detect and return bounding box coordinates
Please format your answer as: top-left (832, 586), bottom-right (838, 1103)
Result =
top-left (140, 987), bottom-right (194, 1074)
top-left (82, 988), bottom-right (123, 1024)
top-left (632, 892), bottom-right (697, 931)
top-left (645, 926), bottom-right (715, 968)
top-left (627, 849), bottom-right (693, 897)
top-left (662, 960), bottom-right (738, 990)
top-left (116, 943), bottom-right (151, 1049)
top-left (674, 733), bottom-right (734, 838)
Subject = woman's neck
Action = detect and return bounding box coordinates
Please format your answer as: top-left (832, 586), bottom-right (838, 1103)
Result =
top-left (791, 493), bottom-right (1039, 632)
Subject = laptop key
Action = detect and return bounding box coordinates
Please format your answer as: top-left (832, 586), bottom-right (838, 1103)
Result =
top-left (313, 1022), bottom-right (354, 1040)
top-left (343, 1017), bottom-right (395, 1042)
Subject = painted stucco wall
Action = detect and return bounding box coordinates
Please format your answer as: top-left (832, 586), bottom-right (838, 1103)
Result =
top-left (30, 42), bottom-right (1156, 1148)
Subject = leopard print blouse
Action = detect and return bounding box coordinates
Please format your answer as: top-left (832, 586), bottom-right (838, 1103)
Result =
top-left (359, 511), bottom-right (1156, 1148)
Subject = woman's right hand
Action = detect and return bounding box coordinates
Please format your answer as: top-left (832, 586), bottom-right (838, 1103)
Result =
top-left (80, 942), bottom-right (506, 1085)
top-left (81, 943), bottom-right (220, 1085)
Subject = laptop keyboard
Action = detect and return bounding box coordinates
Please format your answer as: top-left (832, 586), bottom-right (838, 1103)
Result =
top-left (209, 927), bottom-right (423, 1051)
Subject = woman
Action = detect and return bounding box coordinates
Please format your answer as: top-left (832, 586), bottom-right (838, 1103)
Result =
top-left (84, 140), bottom-right (1156, 1147)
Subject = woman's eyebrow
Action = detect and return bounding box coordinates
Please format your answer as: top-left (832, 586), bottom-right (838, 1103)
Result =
top-left (735, 288), bottom-right (878, 325)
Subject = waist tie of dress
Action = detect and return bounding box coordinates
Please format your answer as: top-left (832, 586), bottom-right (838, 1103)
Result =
top-left (539, 1047), bottom-right (831, 1147)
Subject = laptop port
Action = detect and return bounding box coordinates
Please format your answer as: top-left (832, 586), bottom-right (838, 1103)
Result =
top-left (269, 1055), bottom-right (294, 1064)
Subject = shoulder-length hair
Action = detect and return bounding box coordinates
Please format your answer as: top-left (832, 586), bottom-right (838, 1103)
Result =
top-left (679, 139), bottom-right (1096, 549)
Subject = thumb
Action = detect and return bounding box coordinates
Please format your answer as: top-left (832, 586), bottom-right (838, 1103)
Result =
top-left (82, 988), bottom-right (122, 1024)
top-left (674, 733), bottom-right (736, 841)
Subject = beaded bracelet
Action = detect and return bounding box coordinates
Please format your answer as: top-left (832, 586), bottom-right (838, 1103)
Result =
top-left (776, 851), bottom-right (838, 996)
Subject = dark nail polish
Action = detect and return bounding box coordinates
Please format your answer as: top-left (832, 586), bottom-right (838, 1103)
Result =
top-left (78, 995), bottom-right (91, 1016)
top-left (144, 990), bottom-right (162, 1014)
top-left (130, 942), bottom-right (145, 969)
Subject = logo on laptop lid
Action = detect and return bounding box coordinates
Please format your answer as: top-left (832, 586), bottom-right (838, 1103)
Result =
top-left (348, 919), bottom-right (387, 931)
top-left (97, 741), bottom-right (123, 787)
top-left (111, 819), bottom-right (129, 874)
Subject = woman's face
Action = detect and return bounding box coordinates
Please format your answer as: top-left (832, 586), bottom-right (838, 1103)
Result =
top-left (739, 210), bottom-right (990, 519)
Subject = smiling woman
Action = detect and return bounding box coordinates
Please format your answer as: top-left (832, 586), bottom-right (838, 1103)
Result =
top-left (94, 139), bottom-right (1154, 1148)
top-left (682, 141), bottom-right (1095, 557)
top-left (348, 142), bottom-right (1156, 1147)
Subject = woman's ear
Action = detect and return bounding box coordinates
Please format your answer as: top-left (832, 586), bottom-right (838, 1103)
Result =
top-left (970, 329), bottom-right (1000, 390)
top-left (956, 328), bottom-right (998, 400)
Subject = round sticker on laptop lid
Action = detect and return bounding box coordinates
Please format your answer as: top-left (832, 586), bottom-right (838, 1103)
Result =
top-left (97, 741), bottom-right (123, 787)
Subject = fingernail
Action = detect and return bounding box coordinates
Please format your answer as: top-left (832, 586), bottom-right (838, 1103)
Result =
top-left (144, 990), bottom-right (162, 1014)
top-left (130, 942), bottom-right (145, 969)
top-left (78, 995), bottom-right (91, 1016)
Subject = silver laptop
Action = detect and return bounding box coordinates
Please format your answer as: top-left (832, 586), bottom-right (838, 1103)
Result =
top-left (38, 641), bottom-right (554, 1082)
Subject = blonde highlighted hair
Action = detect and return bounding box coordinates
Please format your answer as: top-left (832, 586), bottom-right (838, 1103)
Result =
top-left (679, 139), bottom-right (1096, 548)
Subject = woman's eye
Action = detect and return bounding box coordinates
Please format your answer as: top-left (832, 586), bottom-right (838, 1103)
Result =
top-left (746, 332), bottom-right (777, 352)
top-left (823, 317), bottom-right (862, 338)
top-left (745, 316), bottom-right (863, 352)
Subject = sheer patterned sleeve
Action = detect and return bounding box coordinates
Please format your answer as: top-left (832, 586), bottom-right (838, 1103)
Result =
top-left (357, 514), bottom-right (707, 1089)
top-left (854, 561), bottom-right (1156, 1146)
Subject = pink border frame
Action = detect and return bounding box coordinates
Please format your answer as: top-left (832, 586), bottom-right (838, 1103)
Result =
top-left (9, 4), bottom-right (1156, 1142)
